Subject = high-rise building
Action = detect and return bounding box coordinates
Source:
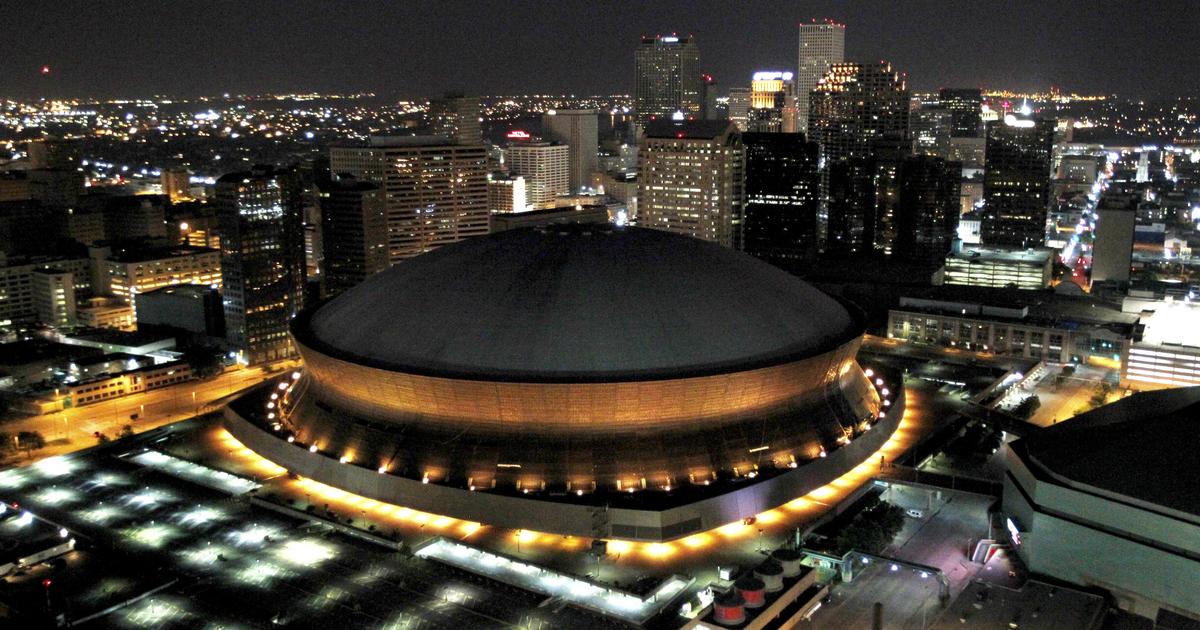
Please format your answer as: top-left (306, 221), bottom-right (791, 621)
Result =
top-left (161, 168), bottom-right (192, 202)
top-left (742, 132), bottom-right (821, 270)
top-left (542, 109), bottom-right (599, 193)
top-left (32, 268), bottom-right (76, 328)
top-left (487, 173), bottom-right (528, 214)
top-left (727, 87), bottom-right (751, 131)
top-left (809, 61), bottom-right (911, 166)
top-left (981, 116), bottom-right (1055, 248)
top-left (634, 34), bottom-right (702, 125)
top-left (428, 93), bottom-right (482, 145)
top-left (699, 73), bottom-right (717, 119)
top-left (329, 137), bottom-right (490, 262)
top-left (938, 88), bottom-right (984, 138)
top-left (637, 120), bottom-right (745, 249)
top-left (505, 142), bottom-right (570, 208)
top-left (747, 71), bottom-right (797, 133)
top-left (100, 195), bottom-right (169, 241)
top-left (318, 176), bottom-right (388, 297)
top-left (826, 157), bottom-right (878, 256)
top-left (1091, 197), bottom-right (1136, 284)
top-left (797, 20), bottom-right (845, 133)
top-left (215, 166), bottom-right (306, 365)
top-left (910, 107), bottom-right (954, 158)
top-left (893, 155), bottom-right (962, 262)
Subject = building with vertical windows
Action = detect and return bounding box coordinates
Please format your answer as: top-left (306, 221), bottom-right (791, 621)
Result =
top-left (893, 155), bottom-right (962, 262)
top-left (938, 88), bottom-right (983, 138)
top-left (981, 116), bottom-right (1055, 248)
top-left (486, 173), bottom-right (528, 215)
top-left (505, 142), bottom-right (570, 209)
top-left (727, 86), bottom-right (752, 131)
top-left (808, 61), bottom-right (910, 167)
top-left (797, 20), bottom-right (845, 133)
top-left (31, 268), bottom-right (76, 328)
top-left (428, 93), bottom-right (482, 145)
top-left (216, 167), bottom-right (306, 365)
top-left (161, 168), bottom-right (192, 203)
top-left (634, 34), bottom-right (702, 125)
top-left (1091, 200), bottom-right (1136, 284)
top-left (541, 109), bottom-right (599, 193)
top-left (637, 120), bottom-right (745, 249)
top-left (742, 132), bottom-right (820, 271)
top-left (910, 108), bottom-right (954, 159)
top-left (747, 71), bottom-right (797, 133)
top-left (329, 137), bottom-right (490, 262)
top-left (318, 176), bottom-right (388, 297)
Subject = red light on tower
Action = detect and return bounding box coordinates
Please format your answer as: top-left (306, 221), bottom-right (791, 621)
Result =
top-left (42, 579), bottom-right (52, 588)
top-left (41, 65), bottom-right (51, 75)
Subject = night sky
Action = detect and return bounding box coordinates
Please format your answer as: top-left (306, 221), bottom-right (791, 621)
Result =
top-left (6, 1), bottom-right (1200, 99)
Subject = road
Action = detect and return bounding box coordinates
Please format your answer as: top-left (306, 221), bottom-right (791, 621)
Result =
top-left (1, 362), bottom-right (294, 459)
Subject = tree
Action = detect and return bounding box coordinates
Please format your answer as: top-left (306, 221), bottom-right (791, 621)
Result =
top-left (17, 431), bottom-right (45, 450)
top-left (1088, 382), bottom-right (1112, 409)
top-left (96, 433), bottom-right (111, 445)
top-left (1012, 395), bottom-right (1041, 420)
top-left (118, 424), bottom-right (135, 439)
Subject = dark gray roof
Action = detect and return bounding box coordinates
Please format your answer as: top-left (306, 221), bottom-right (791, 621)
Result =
top-left (642, 120), bottom-right (736, 140)
top-left (305, 226), bottom-right (859, 381)
top-left (1017, 386), bottom-right (1200, 517)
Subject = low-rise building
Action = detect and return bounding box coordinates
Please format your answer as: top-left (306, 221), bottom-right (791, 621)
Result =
top-left (1121, 295), bottom-right (1200, 388)
top-left (61, 359), bottom-right (193, 407)
top-left (888, 286), bottom-right (1139, 364)
top-left (1003, 387), bottom-right (1200, 623)
top-left (76, 296), bottom-right (135, 331)
top-left (943, 245), bottom-right (1054, 290)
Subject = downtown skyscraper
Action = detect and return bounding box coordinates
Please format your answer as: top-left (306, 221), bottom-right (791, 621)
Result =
top-left (541, 109), bottom-right (599, 193)
top-left (215, 166), bottom-right (306, 365)
top-left (634, 34), bottom-right (702, 125)
top-left (797, 20), bottom-right (845, 133)
top-left (981, 116), bottom-right (1055, 248)
top-left (329, 137), bottom-right (489, 262)
top-left (741, 132), bottom-right (821, 270)
top-left (638, 120), bottom-right (745, 249)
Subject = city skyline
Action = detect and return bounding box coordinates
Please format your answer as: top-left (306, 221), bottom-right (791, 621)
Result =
top-left (5, 1), bottom-right (1200, 99)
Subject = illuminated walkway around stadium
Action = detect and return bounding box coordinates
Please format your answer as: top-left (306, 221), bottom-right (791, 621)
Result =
top-left (193, 382), bottom-right (935, 585)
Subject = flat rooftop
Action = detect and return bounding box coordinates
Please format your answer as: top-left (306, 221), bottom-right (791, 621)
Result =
top-left (932, 579), bottom-right (1105, 629)
top-left (103, 245), bottom-right (218, 263)
top-left (948, 246), bottom-right (1054, 265)
top-left (896, 285), bottom-right (1141, 332)
top-left (1015, 386), bottom-right (1200, 518)
top-left (1135, 300), bottom-right (1200, 349)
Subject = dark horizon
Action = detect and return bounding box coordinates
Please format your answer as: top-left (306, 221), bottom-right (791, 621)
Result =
top-left (5, 0), bottom-right (1200, 101)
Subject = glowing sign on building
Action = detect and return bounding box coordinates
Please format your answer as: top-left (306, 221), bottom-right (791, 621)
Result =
top-left (506, 130), bottom-right (531, 140)
top-left (752, 71), bottom-right (794, 82)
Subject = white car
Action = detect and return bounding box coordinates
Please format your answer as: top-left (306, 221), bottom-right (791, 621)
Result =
top-left (907, 509), bottom-right (925, 519)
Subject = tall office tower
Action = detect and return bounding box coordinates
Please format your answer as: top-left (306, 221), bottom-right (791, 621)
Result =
top-left (1092, 197), bottom-right (1136, 284)
top-left (542, 109), bottom-right (599, 193)
top-left (329, 137), bottom-right (489, 262)
top-left (747, 71), bottom-right (797, 133)
top-left (797, 20), bottom-right (845, 133)
top-left (32, 268), bottom-right (76, 328)
top-left (318, 176), bottom-right (388, 297)
top-left (505, 142), bottom-right (570, 208)
top-left (215, 166), bottom-right (306, 365)
top-left (826, 157), bottom-right (877, 255)
top-left (809, 61), bottom-right (911, 166)
top-left (910, 107), bottom-right (954, 158)
top-left (727, 87), bottom-right (752, 131)
top-left (893, 155), bottom-right (962, 262)
top-left (428, 92), bottom-right (482, 145)
top-left (742, 132), bottom-right (821, 271)
top-left (487, 173), bottom-right (528, 214)
top-left (699, 73), bottom-right (717, 119)
top-left (161, 168), bottom-right (192, 202)
top-left (637, 120), bottom-right (745, 249)
top-left (938, 88), bottom-right (984, 137)
top-left (101, 195), bottom-right (169, 241)
top-left (634, 34), bottom-right (702, 125)
top-left (981, 117), bottom-right (1055, 248)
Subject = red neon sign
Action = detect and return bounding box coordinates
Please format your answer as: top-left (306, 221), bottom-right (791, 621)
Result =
top-left (506, 130), bottom-right (531, 140)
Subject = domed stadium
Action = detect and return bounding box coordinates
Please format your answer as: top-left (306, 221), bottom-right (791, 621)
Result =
top-left (225, 225), bottom-right (900, 541)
